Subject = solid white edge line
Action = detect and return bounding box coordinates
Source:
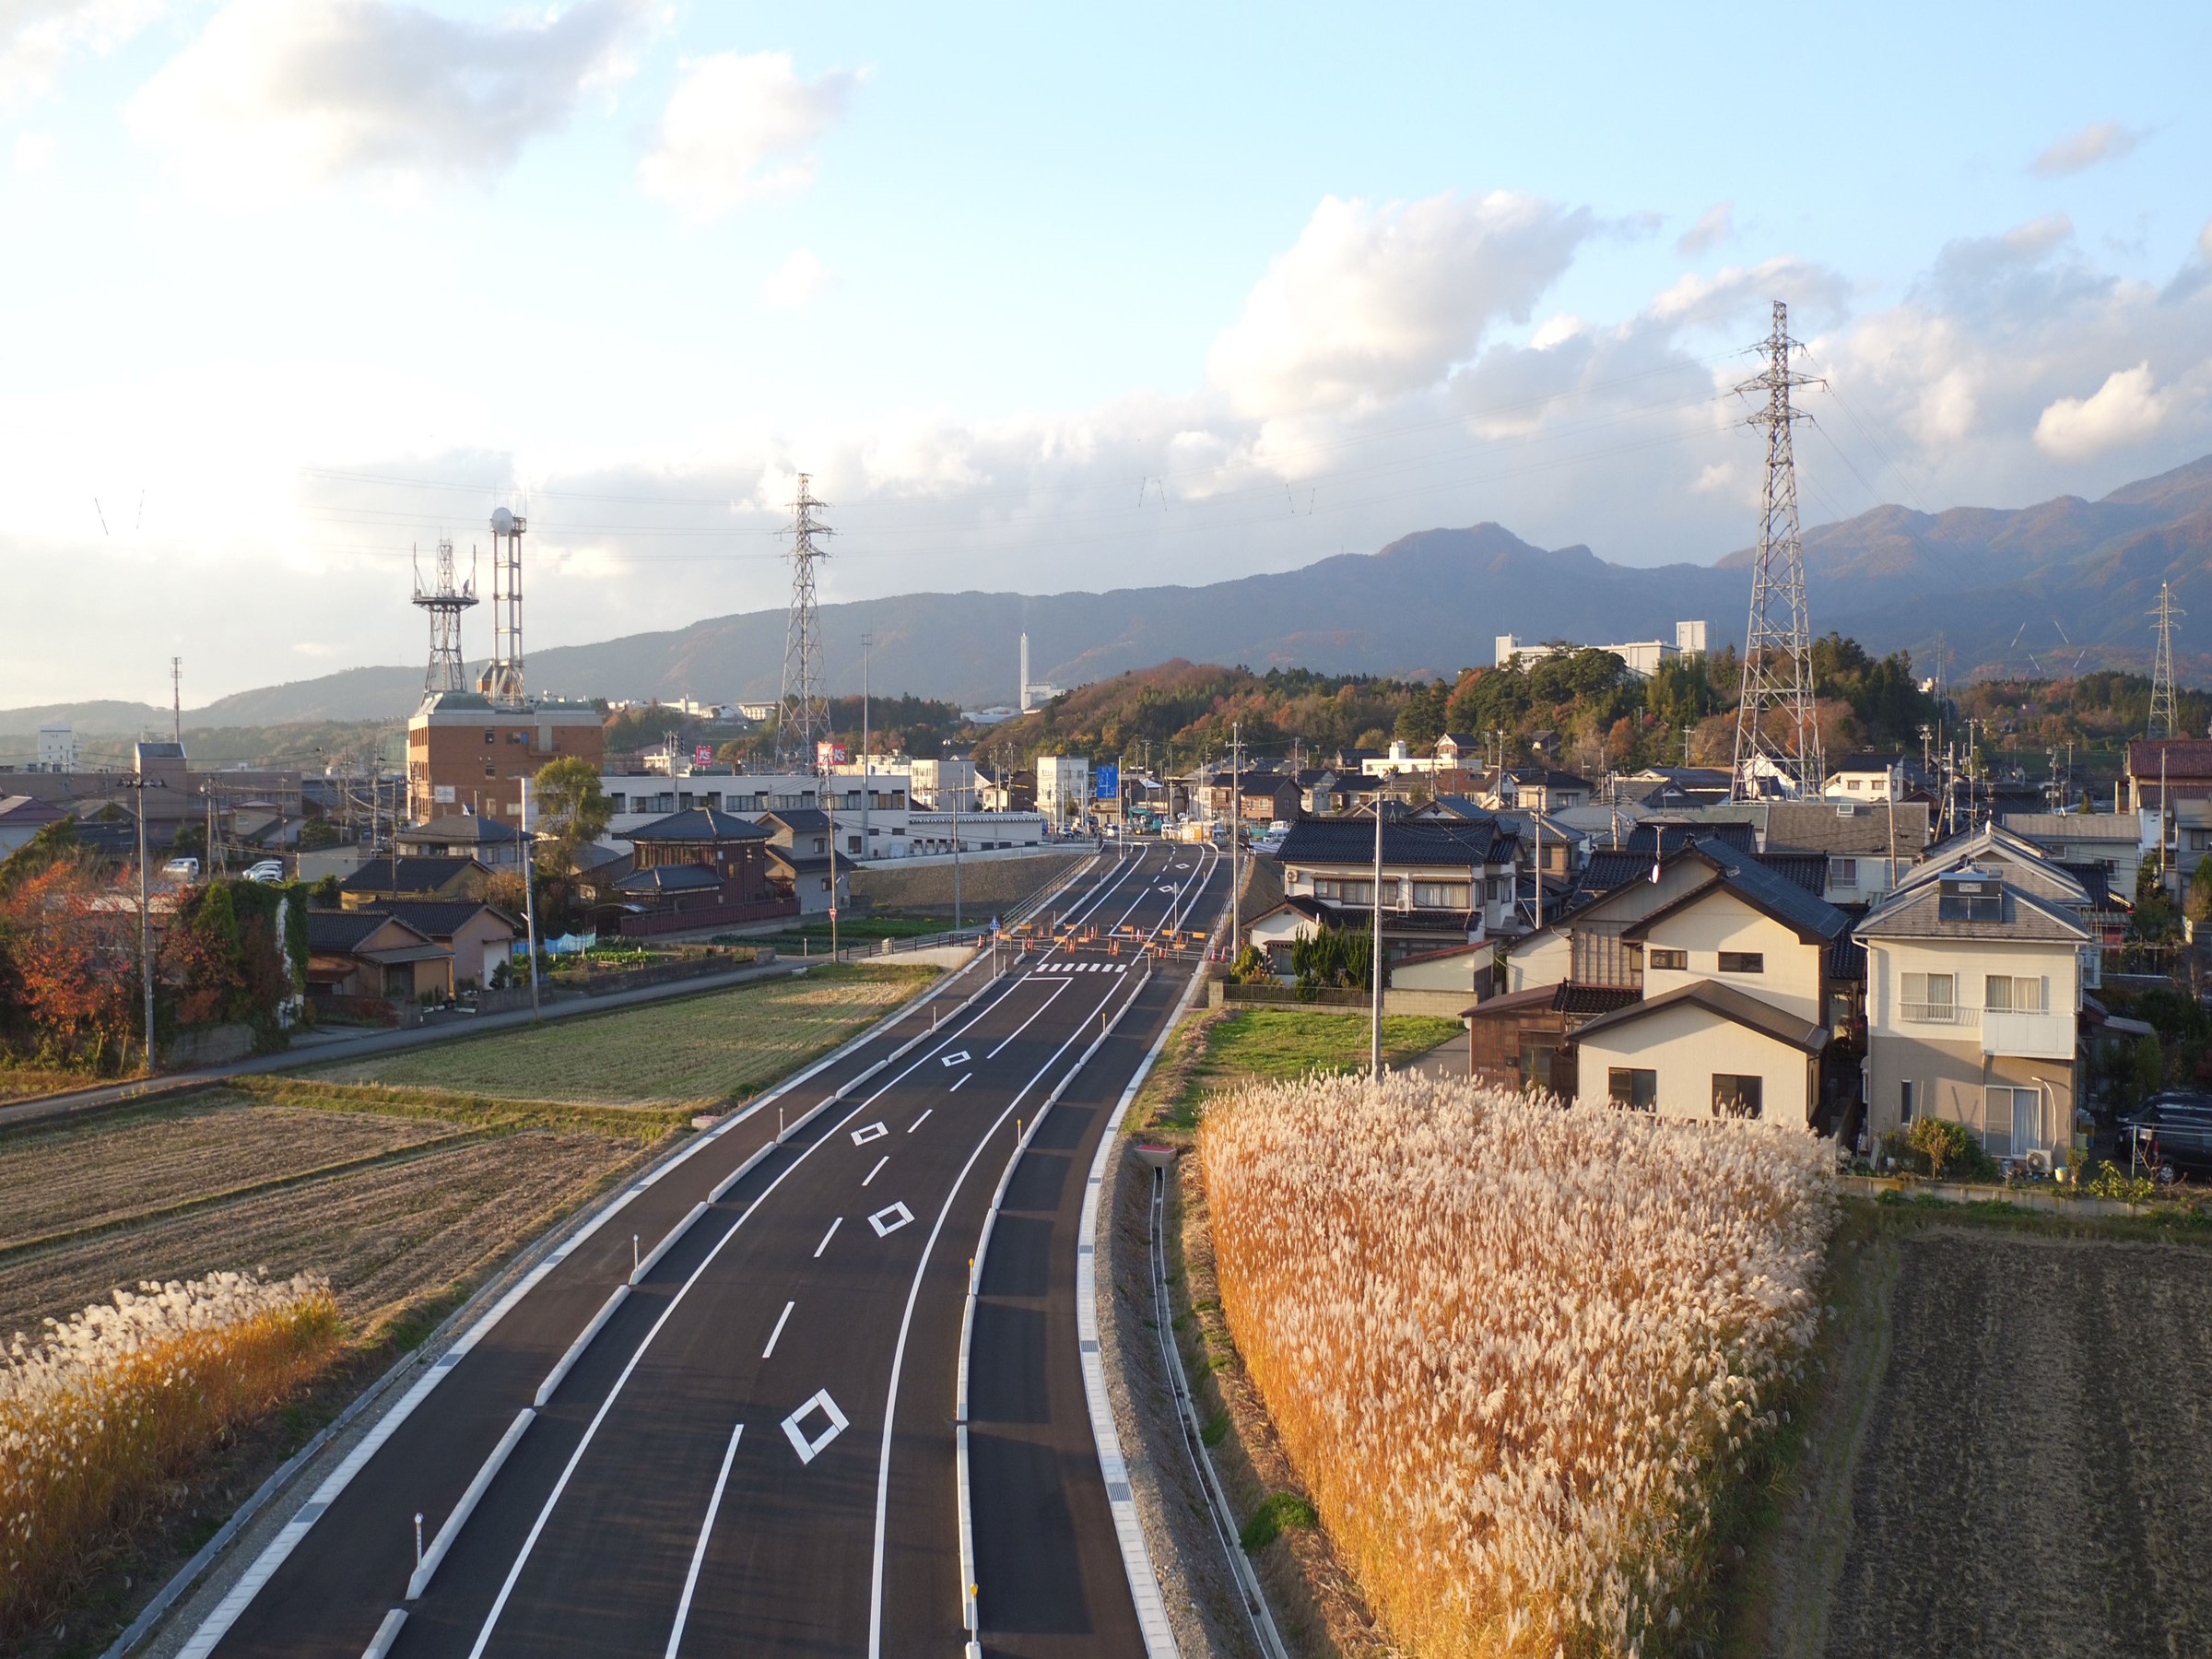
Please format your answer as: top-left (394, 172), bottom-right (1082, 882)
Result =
top-left (406, 1406), bottom-right (535, 1600)
top-left (663, 1421), bottom-right (744, 1659)
top-left (534, 1286), bottom-right (630, 1408)
top-left (762, 1300), bottom-right (794, 1359)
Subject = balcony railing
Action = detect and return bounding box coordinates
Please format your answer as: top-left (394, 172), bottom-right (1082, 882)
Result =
top-left (1899, 1001), bottom-right (1978, 1026)
top-left (1981, 1008), bottom-right (2076, 1061)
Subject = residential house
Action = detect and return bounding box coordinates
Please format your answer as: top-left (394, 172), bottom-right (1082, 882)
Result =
top-left (759, 809), bottom-right (850, 914)
top-left (0, 794), bottom-right (65, 853)
top-left (1760, 799), bottom-right (1931, 905)
top-left (2002, 811), bottom-right (2146, 900)
top-left (2124, 738), bottom-right (2212, 812)
top-left (603, 807), bottom-right (790, 935)
top-left (1491, 768), bottom-right (1594, 813)
top-left (1823, 752), bottom-right (1924, 802)
top-left (1857, 849), bottom-right (2093, 1169)
top-left (1260, 815), bottom-right (1519, 971)
top-left (394, 815), bottom-right (531, 869)
top-left (305, 912), bottom-right (452, 1002)
top-left (336, 855), bottom-right (491, 908)
top-left (381, 900), bottom-right (520, 988)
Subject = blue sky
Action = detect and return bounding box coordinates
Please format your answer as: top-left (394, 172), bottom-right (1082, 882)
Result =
top-left (2, 0), bottom-right (2209, 704)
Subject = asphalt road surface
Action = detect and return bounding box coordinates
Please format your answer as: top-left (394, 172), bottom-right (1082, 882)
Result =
top-left (181, 840), bottom-right (1227, 1659)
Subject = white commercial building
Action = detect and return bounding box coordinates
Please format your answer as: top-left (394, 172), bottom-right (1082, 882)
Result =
top-left (908, 759), bottom-right (978, 810)
top-left (35, 723), bottom-right (78, 772)
top-left (598, 762), bottom-right (1045, 861)
top-left (1035, 755), bottom-right (1090, 826)
top-left (1494, 620), bottom-right (1707, 679)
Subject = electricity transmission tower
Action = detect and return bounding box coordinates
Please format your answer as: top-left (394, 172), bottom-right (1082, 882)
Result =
top-left (2148, 582), bottom-right (2183, 739)
top-left (411, 536), bottom-right (478, 693)
top-left (1730, 300), bottom-right (1824, 801)
top-left (777, 474), bottom-right (834, 771)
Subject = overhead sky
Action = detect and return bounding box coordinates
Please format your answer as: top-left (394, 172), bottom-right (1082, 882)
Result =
top-left (3, 0), bottom-right (2209, 706)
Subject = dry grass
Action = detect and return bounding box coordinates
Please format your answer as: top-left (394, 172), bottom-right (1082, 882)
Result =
top-left (0, 1069), bottom-right (95, 1105)
top-left (1200, 1073), bottom-right (1836, 1657)
top-left (0, 1098), bottom-right (452, 1250)
top-left (303, 964), bottom-right (930, 1108)
top-left (0, 1130), bottom-right (640, 1342)
top-left (0, 1271), bottom-right (342, 1636)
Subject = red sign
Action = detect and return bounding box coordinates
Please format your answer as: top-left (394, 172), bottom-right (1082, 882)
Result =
top-left (817, 741), bottom-right (849, 767)
top-left (693, 745), bottom-right (714, 766)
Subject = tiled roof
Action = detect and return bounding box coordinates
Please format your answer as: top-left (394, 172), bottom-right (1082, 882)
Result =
top-left (398, 815), bottom-right (528, 845)
top-left (1620, 841), bottom-right (1850, 943)
top-left (629, 807), bottom-right (771, 842)
top-left (2128, 738), bottom-right (2212, 778)
top-left (1763, 800), bottom-right (1932, 854)
top-left (614, 864), bottom-right (725, 894)
top-left (381, 900), bottom-right (517, 938)
top-left (1554, 982), bottom-right (1642, 1017)
top-left (1277, 818), bottom-right (1508, 869)
top-left (1854, 877), bottom-right (2092, 943)
top-left (335, 856), bottom-right (486, 893)
top-left (1572, 979), bottom-right (1830, 1054)
top-left (1756, 851), bottom-right (1830, 896)
top-left (761, 808), bottom-right (830, 833)
top-left (1623, 820), bottom-right (1755, 855)
top-left (308, 911), bottom-right (394, 951)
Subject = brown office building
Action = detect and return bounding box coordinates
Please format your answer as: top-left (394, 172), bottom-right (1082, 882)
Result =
top-left (405, 691), bottom-right (606, 824)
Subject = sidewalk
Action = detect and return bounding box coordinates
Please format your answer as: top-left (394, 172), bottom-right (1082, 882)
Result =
top-left (0, 955), bottom-right (829, 1132)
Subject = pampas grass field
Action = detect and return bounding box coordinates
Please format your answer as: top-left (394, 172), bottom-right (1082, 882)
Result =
top-left (1199, 1074), bottom-right (1836, 1657)
top-left (1, 1272), bottom-right (341, 1635)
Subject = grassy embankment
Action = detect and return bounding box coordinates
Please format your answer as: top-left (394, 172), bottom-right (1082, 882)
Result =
top-left (1130, 1006), bottom-right (1462, 1135)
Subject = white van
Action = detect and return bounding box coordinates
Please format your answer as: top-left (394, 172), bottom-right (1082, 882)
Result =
top-left (161, 856), bottom-right (201, 881)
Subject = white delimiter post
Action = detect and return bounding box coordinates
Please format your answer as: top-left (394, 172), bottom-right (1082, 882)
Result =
top-left (520, 775), bottom-right (541, 1020)
top-left (1370, 798), bottom-right (1382, 1081)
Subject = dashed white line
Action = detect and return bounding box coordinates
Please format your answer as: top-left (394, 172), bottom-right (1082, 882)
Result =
top-left (949, 1074), bottom-right (971, 1093)
top-left (762, 1300), bottom-right (794, 1359)
top-left (664, 1422), bottom-right (743, 1659)
top-left (908, 1109), bottom-right (932, 1132)
top-left (862, 1155), bottom-right (888, 1187)
top-left (813, 1217), bottom-right (842, 1258)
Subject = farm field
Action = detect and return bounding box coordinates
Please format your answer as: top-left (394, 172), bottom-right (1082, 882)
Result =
top-left (0, 1097), bottom-right (450, 1250)
top-left (1815, 1224), bottom-right (2212, 1658)
top-left (1135, 1007), bottom-right (1462, 1131)
top-left (0, 1122), bottom-right (640, 1340)
top-left (305, 963), bottom-right (931, 1107)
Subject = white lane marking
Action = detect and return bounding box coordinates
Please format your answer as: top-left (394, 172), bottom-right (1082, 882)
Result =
top-left (762, 1301), bottom-right (794, 1359)
top-left (781, 1390), bottom-right (850, 1465)
top-left (949, 1073), bottom-right (971, 1093)
top-left (813, 1217), bottom-right (842, 1258)
top-left (868, 1201), bottom-right (914, 1237)
top-left (908, 1109), bottom-right (933, 1132)
top-left (987, 977), bottom-right (1069, 1058)
top-left (664, 1422), bottom-right (743, 1659)
top-left (862, 1155), bottom-right (888, 1187)
top-left (851, 1122), bottom-right (888, 1146)
top-left (940, 1050), bottom-right (971, 1066)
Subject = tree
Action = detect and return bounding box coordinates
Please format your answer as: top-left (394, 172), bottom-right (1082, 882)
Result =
top-left (0, 861), bottom-right (141, 1071)
top-left (0, 817), bottom-right (81, 897)
top-left (1394, 683), bottom-right (1449, 749)
top-left (2190, 856), bottom-right (2212, 926)
top-left (1291, 924), bottom-right (1378, 993)
top-left (532, 759), bottom-right (611, 875)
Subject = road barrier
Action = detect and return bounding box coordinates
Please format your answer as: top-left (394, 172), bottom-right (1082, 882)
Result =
top-left (533, 1286), bottom-right (630, 1407)
top-left (405, 1407), bottom-right (535, 1601)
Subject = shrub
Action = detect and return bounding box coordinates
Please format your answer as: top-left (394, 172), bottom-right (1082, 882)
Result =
top-left (0, 1271), bottom-right (342, 1632)
top-left (1199, 1074), bottom-right (1834, 1655)
top-left (1907, 1117), bottom-right (1974, 1180)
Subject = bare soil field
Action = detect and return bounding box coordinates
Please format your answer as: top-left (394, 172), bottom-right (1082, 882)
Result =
top-left (1819, 1224), bottom-right (2212, 1659)
top-left (0, 1127), bottom-right (639, 1340)
top-left (0, 1096), bottom-right (450, 1250)
top-left (303, 964), bottom-right (929, 1107)
top-left (849, 850), bottom-right (1083, 914)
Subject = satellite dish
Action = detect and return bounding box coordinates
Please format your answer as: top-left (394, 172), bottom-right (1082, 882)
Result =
top-left (491, 507), bottom-right (515, 535)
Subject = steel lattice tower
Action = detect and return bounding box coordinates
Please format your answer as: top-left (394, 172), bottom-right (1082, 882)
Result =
top-left (1730, 300), bottom-right (1823, 801)
top-left (411, 537), bottom-right (478, 694)
top-left (2148, 582), bottom-right (2184, 739)
top-left (777, 475), bottom-right (834, 771)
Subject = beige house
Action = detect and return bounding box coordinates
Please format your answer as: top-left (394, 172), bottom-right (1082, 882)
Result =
top-left (1572, 981), bottom-right (1830, 1122)
top-left (1858, 856), bottom-right (2091, 1167)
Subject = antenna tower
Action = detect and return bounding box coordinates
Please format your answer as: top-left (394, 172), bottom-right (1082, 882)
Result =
top-left (1730, 300), bottom-right (1824, 800)
top-left (477, 507), bottom-right (527, 708)
top-left (2148, 582), bottom-right (2183, 739)
top-left (776, 475), bottom-right (834, 771)
top-left (170, 657), bottom-right (182, 746)
top-left (411, 537), bottom-right (478, 694)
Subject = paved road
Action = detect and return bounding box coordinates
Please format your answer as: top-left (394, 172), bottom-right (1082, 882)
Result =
top-left (181, 841), bottom-right (1225, 1659)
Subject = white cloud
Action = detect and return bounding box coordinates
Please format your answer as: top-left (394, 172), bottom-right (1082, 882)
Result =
top-left (639, 51), bottom-right (859, 223)
top-left (1206, 192), bottom-right (1591, 419)
top-left (127, 0), bottom-right (650, 204)
top-left (1647, 255), bottom-right (1847, 329)
top-left (1676, 201), bottom-right (1734, 257)
top-left (0, 0), bottom-right (161, 101)
top-left (1530, 312), bottom-right (1584, 350)
top-left (2033, 362), bottom-right (2170, 458)
top-left (2030, 120), bottom-right (2145, 177)
top-left (761, 247), bottom-right (830, 310)
top-left (12, 131), bottom-right (56, 173)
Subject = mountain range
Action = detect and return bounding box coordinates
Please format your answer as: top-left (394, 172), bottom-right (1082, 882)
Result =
top-left (13, 453), bottom-right (2212, 735)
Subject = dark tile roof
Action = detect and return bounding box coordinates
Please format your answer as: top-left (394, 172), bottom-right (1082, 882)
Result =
top-left (1623, 820), bottom-right (1755, 856)
top-left (1854, 875), bottom-right (2092, 943)
top-left (629, 807), bottom-right (770, 843)
top-left (1572, 980), bottom-right (1830, 1054)
top-left (336, 856), bottom-right (486, 893)
top-left (2057, 862), bottom-right (2114, 910)
top-left (1504, 768), bottom-right (1594, 790)
top-left (1576, 848), bottom-right (1663, 899)
top-left (308, 911), bottom-right (394, 951)
top-left (1277, 818), bottom-right (1508, 869)
top-left (398, 815), bottom-right (528, 845)
top-left (1425, 795), bottom-right (1496, 820)
top-left (614, 864), bottom-right (725, 894)
top-left (1694, 843), bottom-right (1851, 940)
top-left (381, 900), bottom-right (517, 938)
top-left (1763, 800), bottom-right (1931, 854)
top-left (760, 808), bottom-right (830, 833)
top-left (2126, 738), bottom-right (2212, 778)
top-left (1554, 983), bottom-right (1643, 1017)
top-left (1756, 851), bottom-right (1830, 896)
top-left (1828, 934), bottom-right (1866, 982)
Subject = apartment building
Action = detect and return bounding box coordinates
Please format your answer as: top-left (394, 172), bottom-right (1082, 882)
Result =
top-left (405, 690), bottom-right (605, 824)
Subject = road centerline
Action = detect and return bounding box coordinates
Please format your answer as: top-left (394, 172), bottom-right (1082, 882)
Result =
top-left (762, 1301), bottom-right (794, 1359)
top-left (862, 1155), bottom-right (888, 1187)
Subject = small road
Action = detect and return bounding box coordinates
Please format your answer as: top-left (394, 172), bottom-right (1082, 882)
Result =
top-left (178, 841), bottom-right (1226, 1658)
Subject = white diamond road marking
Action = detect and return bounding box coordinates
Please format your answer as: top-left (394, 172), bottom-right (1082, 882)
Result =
top-left (850, 1122), bottom-right (888, 1146)
top-left (939, 1051), bottom-right (971, 1066)
top-left (780, 1389), bottom-right (850, 1465)
top-left (868, 1201), bottom-right (915, 1237)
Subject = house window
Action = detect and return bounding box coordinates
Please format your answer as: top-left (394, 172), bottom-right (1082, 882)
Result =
top-left (847, 834), bottom-right (862, 853)
top-left (1983, 975), bottom-right (2046, 1013)
top-left (1717, 951), bottom-right (1764, 974)
top-left (819, 877), bottom-right (831, 892)
top-left (1900, 971), bottom-right (1958, 1023)
top-left (1608, 1067), bottom-right (1658, 1112)
top-left (1517, 1034), bottom-right (1555, 1095)
top-left (607, 794), bottom-right (626, 812)
top-left (484, 765), bottom-right (495, 778)
top-left (1712, 1075), bottom-right (1763, 1119)
top-left (1411, 882), bottom-right (1469, 908)
top-left (1829, 856), bottom-right (1858, 888)
top-left (1983, 1085), bottom-right (2039, 1157)
top-left (1648, 947), bottom-right (1688, 971)
top-left (484, 731), bottom-right (496, 745)
top-left (1314, 878), bottom-right (1375, 904)
top-left (1900, 1079), bottom-right (1914, 1124)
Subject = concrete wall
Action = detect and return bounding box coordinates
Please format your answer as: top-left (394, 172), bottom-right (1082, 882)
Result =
top-left (1508, 930), bottom-right (1571, 992)
top-left (1572, 1000), bottom-right (1814, 1124)
top-left (1640, 891), bottom-right (1822, 1024)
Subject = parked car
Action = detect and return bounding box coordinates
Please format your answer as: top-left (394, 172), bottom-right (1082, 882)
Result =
top-left (2121, 1092), bottom-right (2212, 1173)
top-left (160, 856), bottom-right (200, 881)
top-left (242, 859), bottom-right (286, 883)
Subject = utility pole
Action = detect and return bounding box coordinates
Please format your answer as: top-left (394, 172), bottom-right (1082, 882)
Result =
top-left (776, 475), bottom-right (833, 770)
top-left (951, 763), bottom-right (962, 932)
top-left (2149, 582), bottom-right (2183, 740)
top-left (1230, 720), bottom-right (1241, 960)
top-left (860, 631), bottom-right (872, 865)
top-left (1370, 795), bottom-right (1383, 1082)
top-left (171, 657), bottom-right (182, 747)
top-left (124, 775), bottom-right (163, 1073)
top-left (1730, 300), bottom-right (1823, 801)
top-left (519, 775), bottom-right (541, 1019)
top-left (828, 778), bottom-right (839, 960)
